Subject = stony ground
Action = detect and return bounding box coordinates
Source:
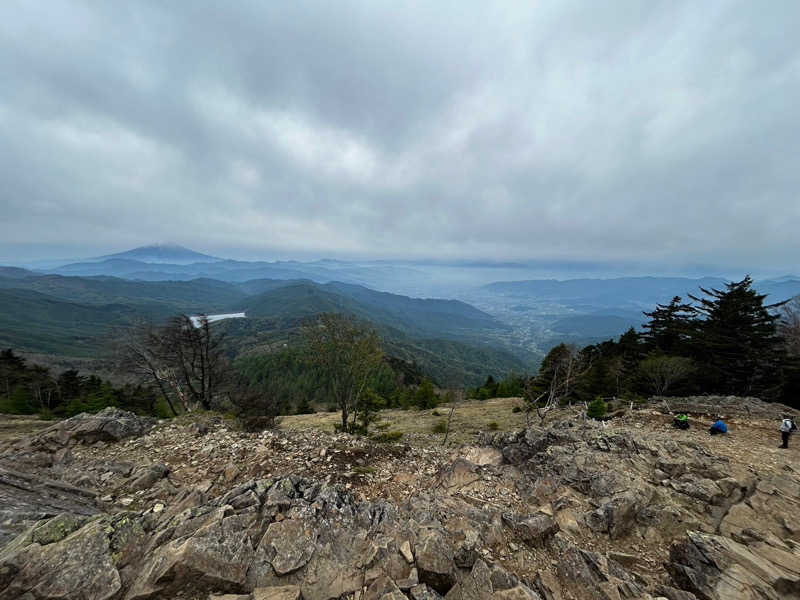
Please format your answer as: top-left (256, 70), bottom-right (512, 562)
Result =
top-left (0, 397), bottom-right (798, 600)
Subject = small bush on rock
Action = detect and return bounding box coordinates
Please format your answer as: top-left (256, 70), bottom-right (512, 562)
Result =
top-left (587, 398), bottom-right (608, 420)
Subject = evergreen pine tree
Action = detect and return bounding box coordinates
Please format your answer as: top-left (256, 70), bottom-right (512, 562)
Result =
top-left (616, 328), bottom-right (643, 394)
top-left (689, 276), bottom-right (786, 397)
top-left (641, 296), bottom-right (696, 355)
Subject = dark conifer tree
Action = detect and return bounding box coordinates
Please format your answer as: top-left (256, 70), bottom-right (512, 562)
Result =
top-left (617, 327), bottom-right (644, 394)
top-left (641, 296), bottom-right (696, 355)
top-left (688, 276), bottom-right (786, 397)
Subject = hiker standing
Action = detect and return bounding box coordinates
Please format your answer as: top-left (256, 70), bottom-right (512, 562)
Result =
top-left (780, 415), bottom-right (797, 449)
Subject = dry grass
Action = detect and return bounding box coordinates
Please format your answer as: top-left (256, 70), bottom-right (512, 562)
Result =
top-left (0, 413), bottom-right (50, 442)
top-left (279, 397), bottom-right (528, 445)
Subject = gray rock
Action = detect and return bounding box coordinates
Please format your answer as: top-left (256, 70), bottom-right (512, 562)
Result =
top-left (127, 513), bottom-right (256, 598)
top-left (0, 518), bottom-right (121, 600)
top-left (415, 529), bottom-right (457, 595)
top-left (252, 586), bottom-right (302, 600)
top-left (0, 465), bottom-right (99, 546)
top-left (260, 518), bottom-right (317, 576)
top-left (586, 488), bottom-right (650, 539)
top-left (667, 531), bottom-right (800, 600)
top-left (130, 463), bottom-right (170, 491)
top-left (502, 512), bottom-right (559, 547)
top-left (652, 584), bottom-right (699, 600)
top-left (44, 408), bottom-right (155, 449)
top-left (489, 564), bottom-right (519, 591)
top-left (365, 575), bottom-right (403, 600)
top-left (410, 583), bottom-right (444, 600)
top-left (492, 585), bottom-right (543, 599)
top-left (444, 559), bottom-right (492, 600)
top-left (400, 540), bottom-right (414, 563)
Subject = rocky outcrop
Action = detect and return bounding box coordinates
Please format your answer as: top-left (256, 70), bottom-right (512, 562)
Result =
top-left (1, 406), bottom-right (799, 600)
top-left (0, 465), bottom-right (99, 545)
top-left (0, 408), bottom-right (155, 546)
top-left (481, 419), bottom-right (800, 599)
top-left (0, 515), bottom-right (125, 600)
top-left (0, 408), bottom-right (155, 466)
top-left (667, 531), bottom-right (800, 600)
top-left (0, 474), bottom-right (547, 600)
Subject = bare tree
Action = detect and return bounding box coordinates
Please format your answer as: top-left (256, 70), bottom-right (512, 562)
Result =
top-left (301, 313), bottom-right (384, 433)
top-left (161, 315), bottom-right (227, 411)
top-left (524, 344), bottom-right (590, 425)
top-left (639, 355), bottom-right (694, 395)
top-left (115, 315), bottom-right (228, 414)
top-left (29, 364), bottom-right (56, 411)
top-left (115, 320), bottom-right (181, 415)
top-left (442, 388), bottom-right (462, 446)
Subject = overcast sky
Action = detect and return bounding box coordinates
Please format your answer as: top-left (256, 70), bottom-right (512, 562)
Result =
top-left (1, 1), bottom-right (798, 270)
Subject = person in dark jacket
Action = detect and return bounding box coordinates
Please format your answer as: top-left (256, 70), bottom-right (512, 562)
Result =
top-left (709, 416), bottom-right (728, 435)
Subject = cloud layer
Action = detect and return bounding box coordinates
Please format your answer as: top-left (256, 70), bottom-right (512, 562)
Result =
top-left (1, 1), bottom-right (799, 268)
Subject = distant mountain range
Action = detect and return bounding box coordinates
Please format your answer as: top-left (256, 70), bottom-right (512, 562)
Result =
top-left (3, 244), bottom-right (799, 382)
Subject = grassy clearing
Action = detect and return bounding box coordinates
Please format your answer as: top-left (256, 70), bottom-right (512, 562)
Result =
top-left (279, 397), bottom-right (528, 445)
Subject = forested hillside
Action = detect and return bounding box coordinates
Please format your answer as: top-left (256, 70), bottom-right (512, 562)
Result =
top-left (0, 271), bottom-right (525, 385)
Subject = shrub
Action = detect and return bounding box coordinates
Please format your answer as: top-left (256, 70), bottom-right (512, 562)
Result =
top-left (431, 420), bottom-right (447, 434)
top-left (295, 397), bottom-right (315, 414)
top-left (228, 374), bottom-right (282, 431)
top-left (154, 397), bottom-right (176, 419)
top-left (587, 398), bottom-right (608, 420)
top-left (371, 431), bottom-right (404, 443)
top-left (487, 421), bottom-right (499, 431)
top-left (414, 379), bottom-right (439, 410)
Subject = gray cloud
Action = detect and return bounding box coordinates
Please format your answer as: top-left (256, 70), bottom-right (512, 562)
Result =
top-left (1, 0), bottom-right (799, 269)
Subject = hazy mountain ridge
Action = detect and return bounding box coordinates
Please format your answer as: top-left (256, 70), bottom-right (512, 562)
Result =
top-left (0, 266), bottom-right (36, 279)
top-left (94, 243), bottom-right (223, 264)
top-left (0, 273), bottom-right (248, 309)
top-left (0, 270), bottom-right (521, 383)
